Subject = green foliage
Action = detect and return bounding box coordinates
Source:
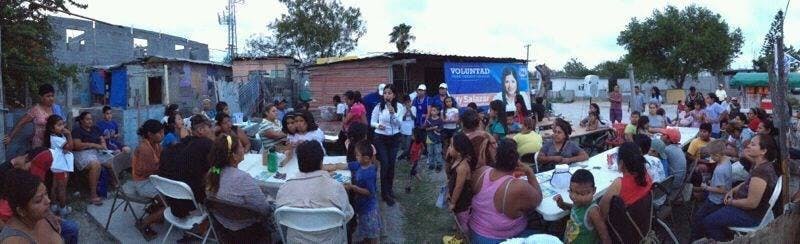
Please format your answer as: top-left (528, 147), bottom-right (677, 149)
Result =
top-left (1, 0), bottom-right (84, 107)
top-left (245, 0), bottom-right (366, 63)
top-left (592, 59), bottom-right (628, 80)
top-left (752, 12), bottom-right (799, 72)
top-left (617, 5), bottom-right (743, 88)
top-left (389, 23), bottom-right (415, 53)
top-left (562, 58), bottom-right (591, 78)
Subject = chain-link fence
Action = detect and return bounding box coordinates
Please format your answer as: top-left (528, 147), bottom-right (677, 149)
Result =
top-left (225, 76), bottom-right (298, 117)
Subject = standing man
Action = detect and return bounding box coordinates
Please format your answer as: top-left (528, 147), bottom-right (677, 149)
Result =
top-left (609, 85), bottom-right (623, 123)
top-left (715, 84), bottom-right (727, 101)
top-left (631, 85), bottom-right (646, 114)
top-left (411, 84), bottom-right (430, 128)
top-left (704, 93), bottom-right (728, 139)
top-left (729, 97), bottom-right (742, 119)
top-left (431, 83), bottom-right (456, 110)
top-left (362, 84), bottom-right (385, 124)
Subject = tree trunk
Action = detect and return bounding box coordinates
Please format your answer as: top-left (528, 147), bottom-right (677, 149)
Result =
top-left (768, 35), bottom-right (791, 207)
top-left (674, 74), bottom-right (686, 89)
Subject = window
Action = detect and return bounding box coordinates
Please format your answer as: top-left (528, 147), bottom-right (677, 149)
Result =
top-left (271, 69), bottom-right (286, 78)
top-left (65, 29), bottom-right (85, 51)
top-left (147, 76), bottom-right (163, 105)
top-left (133, 38), bottom-right (149, 48)
top-left (248, 70), bottom-right (269, 81)
top-left (175, 44), bottom-right (185, 51)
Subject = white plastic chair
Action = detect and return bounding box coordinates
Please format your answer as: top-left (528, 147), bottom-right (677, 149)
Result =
top-left (149, 175), bottom-right (217, 244)
top-left (729, 176), bottom-right (783, 235)
top-left (274, 206), bottom-right (347, 244)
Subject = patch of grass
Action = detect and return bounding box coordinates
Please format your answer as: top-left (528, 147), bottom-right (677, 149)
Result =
top-left (396, 161), bottom-right (457, 243)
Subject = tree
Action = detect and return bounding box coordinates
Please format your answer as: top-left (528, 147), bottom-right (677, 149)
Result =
top-left (592, 59), bottom-right (628, 80)
top-left (617, 5), bottom-right (743, 88)
top-left (753, 46), bottom-right (800, 72)
top-left (562, 58), bottom-right (591, 78)
top-left (1, 0), bottom-right (85, 107)
top-left (245, 0), bottom-right (366, 63)
top-left (389, 23), bottom-right (415, 53)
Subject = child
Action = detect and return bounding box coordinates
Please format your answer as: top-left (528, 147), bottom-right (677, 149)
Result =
top-left (584, 111), bottom-right (600, 131)
top-left (406, 130), bottom-right (424, 193)
top-left (635, 116), bottom-right (651, 137)
top-left (446, 133), bottom-right (476, 234)
top-left (398, 95), bottom-right (416, 160)
top-left (425, 105), bottom-right (444, 172)
top-left (325, 141), bottom-right (381, 244)
top-left (624, 111), bottom-right (640, 142)
top-left (334, 95), bottom-right (347, 121)
top-left (691, 140), bottom-right (733, 241)
top-left (96, 106), bottom-right (131, 153)
top-left (279, 113), bottom-right (297, 166)
top-left (554, 169), bottom-right (611, 244)
top-left (442, 97), bottom-right (459, 154)
top-left (43, 115), bottom-right (74, 216)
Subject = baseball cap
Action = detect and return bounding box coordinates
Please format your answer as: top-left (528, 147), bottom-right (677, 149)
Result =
top-left (417, 84), bottom-right (427, 90)
top-left (378, 83), bottom-right (386, 96)
top-left (439, 83), bottom-right (448, 89)
top-left (661, 127), bottom-right (681, 144)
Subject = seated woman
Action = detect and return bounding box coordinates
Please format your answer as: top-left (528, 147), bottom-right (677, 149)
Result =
top-left (72, 112), bottom-right (114, 205)
top-left (131, 120), bottom-right (165, 240)
top-left (206, 135), bottom-right (273, 242)
top-left (635, 116), bottom-right (652, 137)
top-left (257, 104), bottom-right (286, 151)
top-left (537, 119), bottom-right (589, 172)
top-left (579, 103), bottom-right (601, 127)
top-left (0, 169), bottom-right (65, 243)
top-left (289, 110), bottom-right (325, 149)
top-left (599, 142), bottom-right (654, 243)
top-left (162, 113), bottom-right (189, 148)
top-left (701, 135), bottom-right (779, 241)
top-left (647, 103), bottom-right (667, 132)
top-left (469, 139), bottom-right (542, 243)
top-left (216, 113), bottom-right (251, 152)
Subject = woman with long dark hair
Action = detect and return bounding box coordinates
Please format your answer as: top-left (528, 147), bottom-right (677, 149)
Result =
top-left (5, 84), bottom-right (65, 147)
top-left (488, 100), bottom-right (509, 140)
top-left (537, 119), bottom-right (589, 171)
top-left (71, 111), bottom-right (110, 205)
top-left (206, 134), bottom-right (272, 241)
top-left (493, 67), bottom-right (531, 112)
top-left (215, 113), bottom-right (251, 153)
top-left (131, 120), bottom-right (164, 239)
top-left (0, 170), bottom-right (63, 243)
top-left (600, 142), bottom-right (653, 243)
top-left (370, 84), bottom-right (405, 206)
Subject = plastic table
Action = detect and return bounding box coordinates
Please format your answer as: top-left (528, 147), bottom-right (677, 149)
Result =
top-left (237, 153), bottom-right (351, 196)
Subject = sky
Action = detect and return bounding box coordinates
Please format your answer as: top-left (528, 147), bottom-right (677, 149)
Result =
top-left (58, 0), bottom-right (798, 70)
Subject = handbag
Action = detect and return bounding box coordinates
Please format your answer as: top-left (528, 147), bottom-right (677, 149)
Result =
top-left (608, 194), bottom-right (661, 244)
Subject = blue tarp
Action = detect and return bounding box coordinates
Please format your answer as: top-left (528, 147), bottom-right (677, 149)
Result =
top-left (110, 68), bottom-right (127, 108)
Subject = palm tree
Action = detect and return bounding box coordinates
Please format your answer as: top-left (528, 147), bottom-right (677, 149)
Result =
top-left (389, 23), bottom-right (416, 53)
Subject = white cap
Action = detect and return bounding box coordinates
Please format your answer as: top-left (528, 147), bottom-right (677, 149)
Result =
top-left (417, 84), bottom-right (427, 90)
top-left (378, 83), bottom-right (386, 96)
top-left (439, 83), bottom-right (448, 89)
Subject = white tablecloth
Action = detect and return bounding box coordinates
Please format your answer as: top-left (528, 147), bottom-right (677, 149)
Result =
top-left (535, 127), bottom-right (698, 221)
top-left (237, 153), bottom-right (351, 196)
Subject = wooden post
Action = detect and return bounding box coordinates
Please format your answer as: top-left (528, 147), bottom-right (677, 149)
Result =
top-left (767, 27), bottom-right (791, 207)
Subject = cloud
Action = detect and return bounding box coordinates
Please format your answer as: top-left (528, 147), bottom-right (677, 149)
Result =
top-left (59, 0), bottom-right (796, 70)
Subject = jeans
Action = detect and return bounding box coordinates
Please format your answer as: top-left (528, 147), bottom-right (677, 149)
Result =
top-left (398, 134), bottom-right (412, 159)
top-left (61, 219), bottom-right (79, 244)
top-left (691, 199), bottom-right (723, 241)
top-left (375, 133), bottom-right (400, 198)
top-left (427, 142), bottom-right (443, 168)
top-left (702, 206), bottom-right (759, 241)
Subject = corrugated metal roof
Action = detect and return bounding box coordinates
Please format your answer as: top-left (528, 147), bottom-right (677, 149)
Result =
top-left (307, 52), bottom-right (526, 68)
top-left (729, 72), bottom-right (800, 87)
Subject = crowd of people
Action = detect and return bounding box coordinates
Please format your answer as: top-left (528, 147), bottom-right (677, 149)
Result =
top-left (0, 82), bottom-right (799, 243)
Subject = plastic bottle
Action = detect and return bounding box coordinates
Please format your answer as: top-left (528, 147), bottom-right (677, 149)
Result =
top-left (267, 148), bottom-right (278, 173)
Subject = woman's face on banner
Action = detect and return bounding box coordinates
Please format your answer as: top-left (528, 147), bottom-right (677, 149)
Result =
top-left (504, 73), bottom-right (517, 97)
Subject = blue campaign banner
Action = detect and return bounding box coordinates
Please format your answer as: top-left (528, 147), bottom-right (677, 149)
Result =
top-left (444, 62), bottom-right (530, 111)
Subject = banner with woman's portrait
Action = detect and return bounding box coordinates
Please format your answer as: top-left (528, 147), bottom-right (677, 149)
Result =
top-left (444, 62), bottom-right (531, 112)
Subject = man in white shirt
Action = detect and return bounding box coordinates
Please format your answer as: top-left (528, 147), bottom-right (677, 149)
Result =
top-left (715, 84), bottom-right (727, 101)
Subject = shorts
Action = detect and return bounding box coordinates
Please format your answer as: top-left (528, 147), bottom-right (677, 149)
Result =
top-left (132, 179), bottom-right (160, 199)
top-left (355, 208), bottom-right (382, 240)
top-left (74, 150), bottom-right (112, 171)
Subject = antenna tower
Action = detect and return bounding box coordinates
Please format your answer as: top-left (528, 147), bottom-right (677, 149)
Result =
top-left (218, 0), bottom-right (244, 61)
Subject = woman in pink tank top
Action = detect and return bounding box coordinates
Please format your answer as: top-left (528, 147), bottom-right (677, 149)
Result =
top-left (469, 139), bottom-right (542, 243)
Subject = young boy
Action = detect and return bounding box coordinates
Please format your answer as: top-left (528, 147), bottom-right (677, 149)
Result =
top-left (624, 111), bottom-right (640, 142)
top-left (687, 123), bottom-right (713, 162)
top-left (398, 95), bottom-right (416, 160)
top-left (324, 141), bottom-right (381, 243)
top-left (334, 95), bottom-right (347, 121)
top-left (406, 130), bottom-right (425, 193)
top-left (425, 104), bottom-right (444, 172)
top-left (691, 140), bottom-right (733, 241)
top-left (554, 169), bottom-right (611, 244)
top-left (96, 106), bottom-right (131, 153)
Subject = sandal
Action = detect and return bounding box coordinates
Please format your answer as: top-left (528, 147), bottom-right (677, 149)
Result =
top-left (90, 197), bottom-right (103, 206)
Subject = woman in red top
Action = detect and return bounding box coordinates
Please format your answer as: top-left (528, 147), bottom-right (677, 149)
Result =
top-left (343, 90), bottom-right (368, 132)
top-left (600, 142), bottom-right (653, 243)
top-left (747, 107), bottom-right (766, 132)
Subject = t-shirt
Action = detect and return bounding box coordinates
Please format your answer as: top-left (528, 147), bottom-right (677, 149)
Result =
top-left (348, 162), bottom-right (378, 214)
top-left (96, 120), bottom-right (119, 138)
top-left (161, 132), bottom-right (180, 148)
top-left (610, 92), bottom-right (622, 110)
top-left (690, 110), bottom-right (706, 128)
top-left (708, 159), bottom-right (733, 204)
top-left (412, 96), bottom-right (431, 127)
top-left (488, 120), bottom-right (506, 139)
top-left (336, 103), bottom-right (347, 115)
top-left (644, 155), bottom-right (666, 183)
top-left (73, 125), bottom-right (103, 144)
top-left (624, 124), bottom-right (637, 135)
top-left (705, 103), bottom-right (726, 134)
top-left (648, 115), bottom-right (666, 128)
top-left (344, 102), bottom-right (366, 131)
top-left (443, 108), bottom-right (459, 130)
top-left (425, 117), bottom-right (444, 143)
top-left (540, 140), bottom-right (584, 159)
top-left (400, 108), bottom-right (416, 136)
top-left (687, 138), bottom-right (710, 157)
top-left (631, 93), bottom-right (646, 113)
top-left (663, 144), bottom-right (686, 184)
top-left (733, 162), bottom-right (778, 219)
top-left (513, 131), bottom-right (543, 156)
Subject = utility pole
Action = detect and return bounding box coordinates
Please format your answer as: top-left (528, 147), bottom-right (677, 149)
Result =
top-left (218, 0), bottom-right (244, 62)
top-left (524, 44), bottom-right (531, 62)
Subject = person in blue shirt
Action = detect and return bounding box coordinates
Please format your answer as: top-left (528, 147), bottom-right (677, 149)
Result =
top-left (324, 141), bottom-right (381, 243)
top-left (430, 83), bottom-right (457, 110)
top-left (362, 84), bottom-right (385, 124)
top-left (96, 106), bottom-right (130, 153)
top-left (411, 84), bottom-right (431, 127)
top-left (704, 93), bottom-right (728, 139)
